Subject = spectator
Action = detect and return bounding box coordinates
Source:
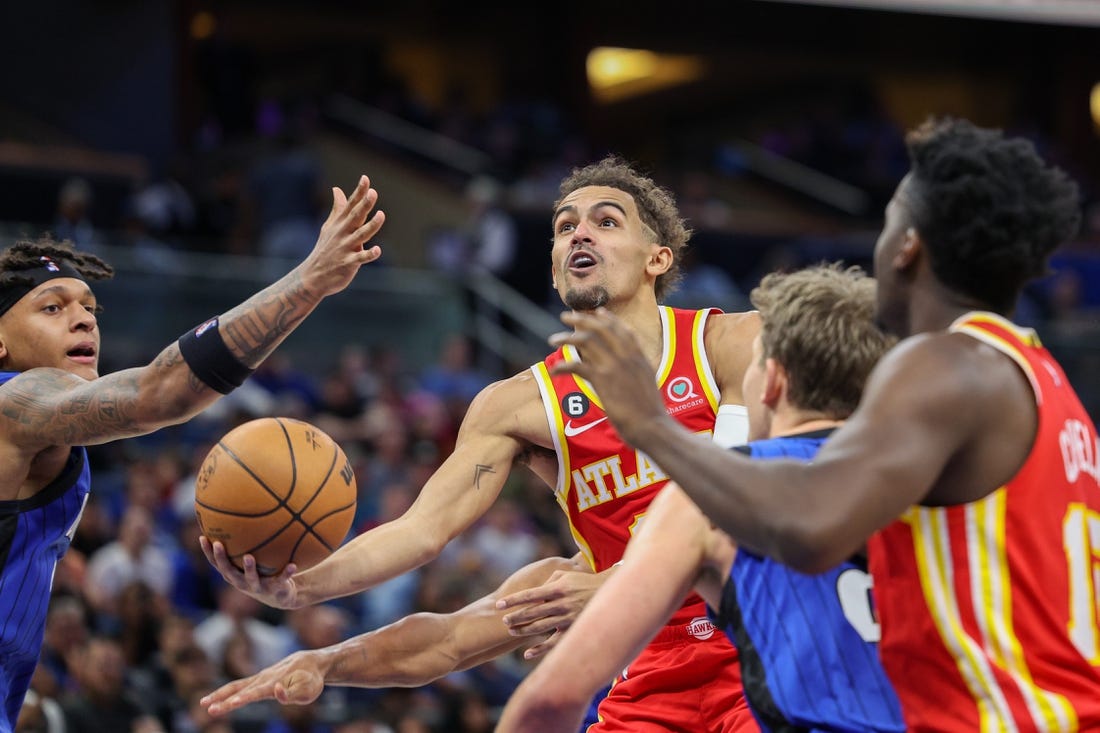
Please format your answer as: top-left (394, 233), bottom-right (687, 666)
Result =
top-left (60, 636), bottom-right (162, 733)
top-left (83, 507), bottom-right (173, 620)
top-left (193, 586), bottom-right (289, 672)
top-left (51, 178), bottom-right (99, 252)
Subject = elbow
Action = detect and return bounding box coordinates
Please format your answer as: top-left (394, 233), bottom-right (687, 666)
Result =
top-left (411, 531), bottom-right (450, 568)
top-left (766, 517), bottom-right (851, 575)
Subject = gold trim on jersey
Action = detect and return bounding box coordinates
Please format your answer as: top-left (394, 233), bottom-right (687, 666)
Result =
top-left (906, 496), bottom-right (1078, 732)
top-left (691, 309), bottom-right (721, 413)
top-left (906, 504), bottom-right (1017, 732)
top-left (531, 361), bottom-right (596, 570)
top-left (561, 306), bottom-right (680, 409)
top-left (969, 492), bottom-right (1078, 731)
top-left (561, 344), bottom-right (603, 410)
top-left (654, 306), bottom-right (676, 385)
top-left (951, 312), bottom-right (1041, 404)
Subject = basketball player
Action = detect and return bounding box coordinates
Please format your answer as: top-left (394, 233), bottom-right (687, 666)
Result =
top-left (0, 174), bottom-right (385, 733)
top-left (548, 118), bottom-right (1100, 730)
top-left (202, 156), bottom-right (763, 731)
top-left (497, 263), bottom-right (904, 732)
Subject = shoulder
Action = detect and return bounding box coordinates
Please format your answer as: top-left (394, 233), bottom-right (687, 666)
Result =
top-left (0, 368), bottom-right (86, 445)
top-left (861, 330), bottom-right (1023, 423)
top-left (703, 310), bottom-right (761, 343)
top-left (702, 311), bottom-right (761, 402)
top-left (459, 370), bottom-right (549, 441)
top-left (871, 331), bottom-right (1005, 390)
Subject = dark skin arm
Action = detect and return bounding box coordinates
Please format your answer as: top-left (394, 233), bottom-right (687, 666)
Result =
top-left (549, 308), bottom-right (1036, 572)
top-left (201, 555), bottom-right (585, 716)
top-left (0, 177), bottom-right (384, 451)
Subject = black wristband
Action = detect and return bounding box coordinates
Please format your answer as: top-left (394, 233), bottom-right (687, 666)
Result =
top-left (178, 318), bottom-right (254, 394)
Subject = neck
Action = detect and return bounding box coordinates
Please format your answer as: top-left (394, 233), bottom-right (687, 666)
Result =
top-left (577, 296), bottom-right (665, 368)
top-left (770, 409), bottom-right (842, 438)
top-left (901, 278), bottom-right (997, 337)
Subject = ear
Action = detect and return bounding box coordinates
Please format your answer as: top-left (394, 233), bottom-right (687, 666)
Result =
top-left (896, 227), bottom-right (923, 270)
top-left (0, 333), bottom-right (8, 364)
top-left (550, 265), bottom-right (558, 291)
top-left (646, 245), bottom-right (674, 277)
top-left (761, 357), bottom-right (785, 410)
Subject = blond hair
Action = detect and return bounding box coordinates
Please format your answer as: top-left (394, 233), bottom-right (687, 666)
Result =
top-left (750, 263), bottom-right (894, 418)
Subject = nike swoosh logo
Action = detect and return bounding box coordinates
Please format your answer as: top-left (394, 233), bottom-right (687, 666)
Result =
top-left (563, 417), bottom-right (608, 437)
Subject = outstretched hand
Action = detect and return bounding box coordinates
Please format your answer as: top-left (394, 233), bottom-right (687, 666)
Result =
top-left (199, 537), bottom-right (301, 610)
top-left (549, 309), bottom-right (669, 444)
top-left (201, 650), bottom-right (325, 717)
top-left (495, 566), bottom-right (608, 659)
top-left (300, 174), bottom-right (386, 297)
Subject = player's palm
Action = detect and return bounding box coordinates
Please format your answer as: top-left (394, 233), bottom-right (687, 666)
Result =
top-left (202, 651), bottom-right (324, 716)
top-left (302, 175), bottom-right (385, 296)
top-left (199, 536), bottom-right (300, 609)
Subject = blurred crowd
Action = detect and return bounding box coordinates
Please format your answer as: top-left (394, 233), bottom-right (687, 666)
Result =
top-left (9, 53), bottom-right (1100, 733)
top-left (22, 331), bottom-right (575, 733)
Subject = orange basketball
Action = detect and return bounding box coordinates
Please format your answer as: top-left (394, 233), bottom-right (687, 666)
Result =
top-left (195, 417), bottom-right (357, 576)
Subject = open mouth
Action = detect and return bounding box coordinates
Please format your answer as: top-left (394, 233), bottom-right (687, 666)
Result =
top-left (567, 249), bottom-right (598, 271)
top-left (67, 344), bottom-right (96, 362)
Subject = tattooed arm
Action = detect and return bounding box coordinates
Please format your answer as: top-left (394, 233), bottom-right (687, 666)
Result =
top-left (203, 372), bottom-right (548, 609)
top-left (0, 176), bottom-right (384, 450)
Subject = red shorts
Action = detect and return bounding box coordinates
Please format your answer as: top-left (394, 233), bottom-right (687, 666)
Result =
top-left (586, 617), bottom-right (758, 732)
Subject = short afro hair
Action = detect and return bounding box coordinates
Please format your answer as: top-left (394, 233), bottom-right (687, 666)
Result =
top-left (903, 117), bottom-right (1080, 313)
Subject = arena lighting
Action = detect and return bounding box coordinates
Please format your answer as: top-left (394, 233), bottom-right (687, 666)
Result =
top-left (586, 47), bottom-right (705, 104)
top-left (753, 0), bottom-right (1100, 27)
top-left (190, 11), bottom-right (216, 40)
top-left (1091, 83), bottom-right (1100, 130)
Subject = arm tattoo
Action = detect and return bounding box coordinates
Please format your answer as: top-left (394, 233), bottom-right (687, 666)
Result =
top-left (220, 271), bottom-right (317, 367)
top-left (154, 344), bottom-right (205, 394)
top-left (474, 464), bottom-right (495, 491)
top-left (0, 369), bottom-right (141, 445)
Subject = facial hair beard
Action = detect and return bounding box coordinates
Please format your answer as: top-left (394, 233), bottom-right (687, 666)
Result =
top-left (564, 286), bottom-right (610, 311)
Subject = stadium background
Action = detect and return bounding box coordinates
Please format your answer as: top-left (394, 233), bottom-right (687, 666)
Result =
top-left (2, 2), bottom-right (1098, 731)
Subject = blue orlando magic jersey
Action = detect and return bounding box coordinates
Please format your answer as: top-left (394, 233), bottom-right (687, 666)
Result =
top-left (0, 371), bottom-right (91, 732)
top-left (709, 429), bottom-right (903, 733)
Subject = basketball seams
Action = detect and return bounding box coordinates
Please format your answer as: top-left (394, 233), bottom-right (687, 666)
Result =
top-left (195, 416), bottom-right (357, 573)
top-left (290, 443), bottom-right (349, 552)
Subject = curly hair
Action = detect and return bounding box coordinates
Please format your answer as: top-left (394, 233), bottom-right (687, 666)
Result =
top-left (750, 263), bottom-right (895, 419)
top-left (554, 155), bottom-right (691, 302)
top-left (903, 118), bottom-right (1081, 313)
top-left (0, 235), bottom-right (114, 287)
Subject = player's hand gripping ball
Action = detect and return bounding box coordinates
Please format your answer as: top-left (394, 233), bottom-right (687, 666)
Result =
top-left (195, 417), bottom-right (357, 576)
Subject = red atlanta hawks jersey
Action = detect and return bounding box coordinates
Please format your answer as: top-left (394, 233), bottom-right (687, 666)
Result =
top-left (532, 306), bottom-right (722, 627)
top-left (869, 311), bottom-right (1100, 732)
